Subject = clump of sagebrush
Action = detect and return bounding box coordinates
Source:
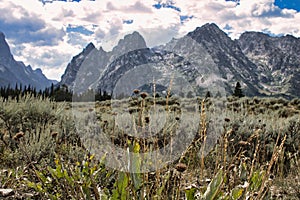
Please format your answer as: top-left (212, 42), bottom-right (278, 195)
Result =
top-left (0, 95), bottom-right (64, 135)
top-left (46, 96), bottom-right (300, 199)
top-left (0, 95), bottom-right (80, 167)
top-left (1, 95), bottom-right (300, 199)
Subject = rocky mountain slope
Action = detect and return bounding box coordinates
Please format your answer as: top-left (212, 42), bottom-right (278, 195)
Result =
top-left (0, 32), bottom-right (56, 90)
top-left (60, 23), bottom-right (300, 98)
top-left (60, 31), bottom-right (148, 94)
top-left (238, 32), bottom-right (300, 97)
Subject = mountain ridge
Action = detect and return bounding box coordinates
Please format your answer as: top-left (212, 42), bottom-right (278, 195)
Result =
top-left (57, 24), bottom-right (300, 98)
top-left (238, 31), bottom-right (300, 97)
top-left (0, 31), bottom-right (56, 90)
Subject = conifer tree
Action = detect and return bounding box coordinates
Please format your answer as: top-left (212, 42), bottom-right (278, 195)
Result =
top-left (233, 82), bottom-right (244, 98)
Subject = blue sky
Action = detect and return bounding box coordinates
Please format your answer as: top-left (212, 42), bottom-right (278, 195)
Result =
top-left (275, 0), bottom-right (300, 12)
top-left (0, 0), bottom-right (299, 80)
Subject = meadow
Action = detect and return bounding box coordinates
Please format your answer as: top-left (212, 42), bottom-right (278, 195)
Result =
top-left (0, 94), bottom-right (299, 199)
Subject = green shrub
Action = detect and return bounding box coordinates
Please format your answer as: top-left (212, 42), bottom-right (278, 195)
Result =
top-left (0, 96), bottom-right (299, 199)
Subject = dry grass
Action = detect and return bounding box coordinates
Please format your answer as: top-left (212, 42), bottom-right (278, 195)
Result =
top-left (0, 95), bottom-right (299, 199)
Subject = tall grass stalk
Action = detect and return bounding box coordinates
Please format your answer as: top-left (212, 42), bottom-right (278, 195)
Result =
top-left (200, 99), bottom-right (207, 182)
top-left (257, 134), bottom-right (287, 199)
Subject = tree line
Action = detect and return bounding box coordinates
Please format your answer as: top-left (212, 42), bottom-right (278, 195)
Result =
top-left (0, 83), bottom-right (111, 102)
top-left (0, 81), bottom-right (244, 101)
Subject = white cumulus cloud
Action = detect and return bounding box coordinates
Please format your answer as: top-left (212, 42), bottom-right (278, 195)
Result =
top-left (0, 0), bottom-right (299, 81)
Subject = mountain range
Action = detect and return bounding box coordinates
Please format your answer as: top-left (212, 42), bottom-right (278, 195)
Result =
top-left (0, 32), bottom-right (56, 91)
top-left (1, 23), bottom-right (299, 98)
top-left (60, 23), bottom-right (300, 99)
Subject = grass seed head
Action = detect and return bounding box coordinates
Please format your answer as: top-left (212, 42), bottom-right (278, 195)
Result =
top-left (225, 118), bottom-right (231, 122)
top-left (238, 141), bottom-right (250, 146)
top-left (175, 163), bottom-right (187, 173)
top-left (51, 132), bottom-right (58, 138)
top-left (13, 131), bottom-right (25, 141)
top-left (140, 92), bottom-right (148, 99)
top-left (133, 89), bottom-right (140, 94)
top-left (145, 116), bottom-right (150, 123)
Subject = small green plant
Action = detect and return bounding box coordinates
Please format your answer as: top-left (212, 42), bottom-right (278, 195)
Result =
top-left (26, 154), bottom-right (109, 199)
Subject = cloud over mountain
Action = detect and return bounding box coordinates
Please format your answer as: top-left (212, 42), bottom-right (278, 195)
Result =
top-left (0, 0), bottom-right (299, 81)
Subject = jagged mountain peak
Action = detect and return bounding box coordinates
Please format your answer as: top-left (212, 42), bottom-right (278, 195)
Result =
top-left (98, 46), bottom-right (106, 53)
top-left (0, 31), bottom-right (12, 59)
top-left (239, 31), bottom-right (300, 55)
top-left (241, 31), bottom-right (267, 36)
top-left (239, 31), bottom-right (269, 39)
top-left (238, 30), bottom-right (300, 97)
top-left (240, 31), bottom-right (299, 42)
top-left (238, 32), bottom-right (272, 53)
top-left (189, 23), bottom-right (227, 37)
top-left (187, 23), bottom-right (235, 49)
top-left (59, 23), bottom-right (300, 98)
top-left (84, 42), bottom-right (96, 53)
top-left (123, 31), bottom-right (145, 43)
top-left (0, 31), bottom-right (5, 39)
top-left (0, 31), bottom-right (5, 40)
top-left (283, 34), bottom-right (298, 40)
top-left (112, 31), bottom-right (147, 55)
top-left (198, 23), bottom-right (221, 32)
top-left (0, 32), bottom-right (55, 90)
top-left (33, 68), bottom-right (43, 74)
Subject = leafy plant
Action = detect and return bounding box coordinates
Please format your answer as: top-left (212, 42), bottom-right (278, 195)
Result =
top-left (26, 154), bottom-right (108, 199)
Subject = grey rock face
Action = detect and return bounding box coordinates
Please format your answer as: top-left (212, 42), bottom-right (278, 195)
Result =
top-left (0, 31), bottom-right (55, 90)
top-left (97, 23), bottom-right (261, 97)
top-left (238, 32), bottom-right (300, 97)
top-left (185, 23), bottom-right (261, 96)
top-left (60, 24), bottom-right (300, 98)
top-left (60, 42), bottom-right (104, 92)
top-left (60, 31), bottom-right (149, 93)
top-left (0, 32), bottom-right (12, 60)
